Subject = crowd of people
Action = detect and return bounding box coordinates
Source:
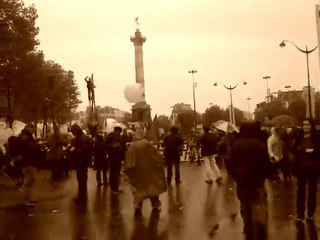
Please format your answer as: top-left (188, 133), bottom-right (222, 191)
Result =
top-left (0, 118), bottom-right (320, 239)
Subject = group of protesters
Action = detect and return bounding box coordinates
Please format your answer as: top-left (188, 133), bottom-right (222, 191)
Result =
top-left (1, 118), bottom-right (320, 240)
top-left (159, 119), bottom-right (320, 240)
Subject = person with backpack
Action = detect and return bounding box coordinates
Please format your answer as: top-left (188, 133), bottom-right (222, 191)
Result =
top-left (230, 120), bottom-right (273, 240)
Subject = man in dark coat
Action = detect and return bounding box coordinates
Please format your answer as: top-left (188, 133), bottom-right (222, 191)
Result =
top-left (106, 126), bottom-right (126, 193)
top-left (18, 124), bottom-right (40, 206)
top-left (230, 120), bottom-right (272, 240)
top-left (163, 126), bottom-right (184, 184)
top-left (70, 124), bottom-right (93, 203)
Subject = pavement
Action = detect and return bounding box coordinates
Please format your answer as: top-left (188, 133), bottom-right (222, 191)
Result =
top-left (0, 162), bottom-right (319, 240)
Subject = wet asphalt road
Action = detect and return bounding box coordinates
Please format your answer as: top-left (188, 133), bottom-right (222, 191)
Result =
top-left (0, 162), bottom-right (319, 240)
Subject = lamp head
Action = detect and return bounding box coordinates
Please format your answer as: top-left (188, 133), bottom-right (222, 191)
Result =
top-left (213, 82), bottom-right (218, 86)
top-left (279, 41), bottom-right (286, 47)
top-left (243, 81), bottom-right (247, 85)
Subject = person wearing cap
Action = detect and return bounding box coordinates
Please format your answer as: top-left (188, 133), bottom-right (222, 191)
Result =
top-left (163, 126), bottom-right (184, 184)
top-left (70, 124), bottom-right (93, 203)
top-left (105, 126), bottom-right (126, 193)
top-left (200, 126), bottom-right (222, 184)
top-left (123, 125), bottom-right (167, 216)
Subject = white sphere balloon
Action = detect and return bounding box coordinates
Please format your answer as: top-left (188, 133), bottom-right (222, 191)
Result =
top-left (124, 83), bottom-right (145, 103)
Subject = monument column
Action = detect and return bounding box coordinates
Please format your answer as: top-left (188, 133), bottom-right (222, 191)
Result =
top-left (130, 20), bottom-right (151, 123)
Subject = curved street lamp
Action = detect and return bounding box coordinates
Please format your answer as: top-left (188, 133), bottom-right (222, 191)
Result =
top-left (280, 40), bottom-right (318, 120)
top-left (214, 81), bottom-right (247, 125)
top-left (188, 69), bottom-right (197, 129)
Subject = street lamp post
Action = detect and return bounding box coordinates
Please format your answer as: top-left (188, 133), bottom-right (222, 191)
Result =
top-left (188, 69), bottom-right (197, 129)
top-left (246, 97), bottom-right (251, 120)
top-left (262, 76), bottom-right (271, 120)
top-left (262, 76), bottom-right (271, 103)
top-left (280, 40), bottom-right (318, 120)
top-left (214, 81), bottom-right (247, 125)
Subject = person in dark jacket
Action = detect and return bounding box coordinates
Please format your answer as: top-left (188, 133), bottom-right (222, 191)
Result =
top-left (293, 119), bottom-right (320, 221)
top-left (230, 120), bottom-right (272, 240)
top-left (106, 126), bottom-right (126, 193)
top-left (200, 126), bottom-right (222, 184)
top-left (18, 124), bottom-right (40, 206)
top-left (70, 124), bottom-right (93, 203)
top-left (93, 134), bottom-right (108, 186)
top-left (163, 126), bottom-right (184, 184)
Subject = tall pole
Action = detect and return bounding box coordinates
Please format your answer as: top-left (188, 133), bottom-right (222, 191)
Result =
top-left (229, 86), bottom-right (234, 124)
top-left (189, 70), bottom-right (197, 129)
top-left (306, 46), bottom-right (312, 120)
top-left (280, 40), bottom-right (318, 120)
top-left (263, 75), bottom-right (271, 120)
top-left (246, 97), bottom-right (251, 120)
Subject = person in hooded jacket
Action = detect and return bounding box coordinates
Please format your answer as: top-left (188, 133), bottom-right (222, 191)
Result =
top-left (123, 125), bottom-right (167, 216)
top-left (230, 120), bottom-right (272, 240)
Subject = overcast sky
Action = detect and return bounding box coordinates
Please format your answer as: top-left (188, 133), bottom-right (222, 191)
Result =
top-left (24, 0), bottom-right (320, 117)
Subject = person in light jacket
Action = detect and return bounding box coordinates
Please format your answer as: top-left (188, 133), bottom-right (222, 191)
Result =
top-left (123, 126), bottom-right (167, 216)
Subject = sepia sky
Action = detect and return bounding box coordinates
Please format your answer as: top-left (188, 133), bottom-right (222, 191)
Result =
top-left (24, 0), bottom-right (320, 117)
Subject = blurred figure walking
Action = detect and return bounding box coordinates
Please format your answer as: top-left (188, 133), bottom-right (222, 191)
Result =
top-left (18, 124), bottom-right (41, 206)
top-left (200, 126), bottom-right (222, 184)
top-left (163, 127), bottom-right (184, 184)
top-left (93, 134), bottom-right (108, 186)
top-left (70, 124), bottom-right (93, 204)
top-left (230, 120), bottom-right (272, 240)
top-left (123, 126), bottom-right (167, 216)
top-left (106, 126), bottom-right (126, 193)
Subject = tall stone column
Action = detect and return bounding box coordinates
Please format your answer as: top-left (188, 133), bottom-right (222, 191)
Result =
top-left (130, 27), bottom-right (151, 123)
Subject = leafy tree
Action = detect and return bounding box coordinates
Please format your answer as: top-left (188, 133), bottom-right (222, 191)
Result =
top-left (157, 114), bottom-right (171, 132)
top-left (202, 104), bottom-right (225, 126)
top-left (287, 98), bottom-right (306, 123)
top-left (177, 109), bottom-right (195, 134)
top-left (1, 0), bottom-right (39, 57)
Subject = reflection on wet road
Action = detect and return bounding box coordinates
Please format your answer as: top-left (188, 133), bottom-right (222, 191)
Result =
top-left (0, 163), bottom-right (319, 239)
